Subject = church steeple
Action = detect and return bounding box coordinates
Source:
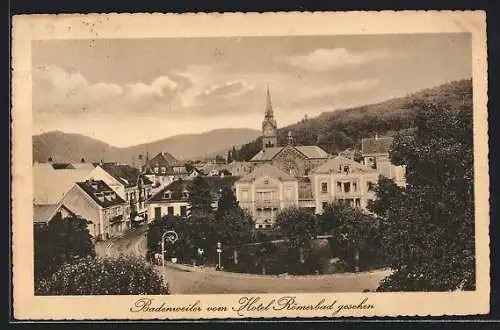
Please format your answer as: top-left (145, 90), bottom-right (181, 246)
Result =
top-left (265, 86), bottom-right (273, 118)
top-left (262, 87), bottom-right (278, 150)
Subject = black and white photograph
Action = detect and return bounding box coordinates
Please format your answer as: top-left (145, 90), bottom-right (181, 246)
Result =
top-left (12, 11), bottom-right (489, 319)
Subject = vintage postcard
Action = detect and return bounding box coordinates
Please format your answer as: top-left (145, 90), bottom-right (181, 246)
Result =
top-left (11, 11), bottom-right (489, 320)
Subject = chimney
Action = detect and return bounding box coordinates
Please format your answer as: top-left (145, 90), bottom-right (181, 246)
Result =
top-left (48, 157), bottom-right (53, 163)
top-left (81, 157), bottom-right (85, 163)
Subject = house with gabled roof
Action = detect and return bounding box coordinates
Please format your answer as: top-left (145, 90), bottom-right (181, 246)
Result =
top-left (311, 155), bottom-right (380, 214)
top-left (235, 163), bottom-right (299, 229)
top-left (142, 152), bottom-right (189, 187)
top-left (86, 162), bottom-right (153, 223)
top-left (33, 204), bottom-right (79, 227)
top-left (361, 135), bottom-right (406, 187)
top-left (146, 176), bottom-right (240, 222)
top-left (57, 179), bottom-right (127, 240)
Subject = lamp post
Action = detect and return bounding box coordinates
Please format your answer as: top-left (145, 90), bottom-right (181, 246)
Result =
top-left (161, 230), bottom-right (178, 267)
top-left (216, 241), bottom-right (222, 271)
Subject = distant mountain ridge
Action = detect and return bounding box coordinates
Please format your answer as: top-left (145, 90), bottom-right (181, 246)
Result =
top-left (33, 128), bottom-right (261, 164)
top-left (233, 79), bottom-right (473, 161)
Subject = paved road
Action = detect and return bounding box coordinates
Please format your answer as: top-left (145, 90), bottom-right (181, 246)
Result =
top-left (96, 225), bottom-right (391, 294)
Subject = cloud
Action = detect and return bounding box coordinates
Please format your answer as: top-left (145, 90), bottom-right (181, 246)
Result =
top-left (279, 48), bottom-right (398, 71)
top-left (32, 65), bottom-right (191, 117)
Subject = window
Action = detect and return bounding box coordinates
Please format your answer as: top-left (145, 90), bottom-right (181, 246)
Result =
top-left (161, 167), bottom-right (166, 174)
top-left (241, 190), bottom-right (249, 201)
top-left (167, 206), bottom-right (174, 216)
top-left (344, 182), bottom-right (351, 193)
top-left (180, 206), bottom-right (187, 216)
top-left (367, 181), bottom-right (374, 191)
top-left (154, 207), bottom-right (161, 220)
top-left (182, 191), bottom-right (189, 199)
top-left (343, 165), bottom-right (350, 174)
top-left (264, 179), bottom-right (269, 185)
top-left (336, 182), bottom-right (342, 192)
top-left (322, 201), bottom-right (328, 210)
top-left (154, 167), bottom-right (159, 174)
top-left (353, 182), bottom-right (358, 192)
top-left (355, 198), bottom-right (361, 208)
top-left (164, 191), bottom-right (171, 199)
top-left (321, 182), bottom-right (328, 193)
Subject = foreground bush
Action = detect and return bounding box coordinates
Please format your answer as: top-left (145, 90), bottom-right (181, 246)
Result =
top-left (35, 256), bottom-right (169, 295)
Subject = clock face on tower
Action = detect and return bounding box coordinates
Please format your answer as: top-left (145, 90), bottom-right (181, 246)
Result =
top-left (264, 126), bottom-right (274, 136)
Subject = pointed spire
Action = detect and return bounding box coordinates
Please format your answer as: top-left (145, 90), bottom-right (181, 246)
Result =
top-left (265, 85), bottom-right (273, 118)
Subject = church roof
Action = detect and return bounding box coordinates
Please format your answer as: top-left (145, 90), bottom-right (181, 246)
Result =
top-left (361, 136), bottom-right (394, 156)
top-left (313, 155), bottom-right (377, 174)
top-left (250, 145), bottom-right (330, 161)
top-left (237, 163), bottom-right (297, 183)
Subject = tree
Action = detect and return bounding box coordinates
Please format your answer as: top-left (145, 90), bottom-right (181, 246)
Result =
top-left (375, 98), bottom-right (475, 291)
top-left (319, 202), bottom-right (380, 272)
top-left (276, 207), bottom-right (317, 249)
top-left (187, 176), bottom-right (215, 217)
top-left (215, 186), bottom-right (239, 220)
top-left (216, 207), bottom-right (255, 247)
top-left (231, 146), bottom-right (238, 161)
top-left (35, 256), bottom-right (169, 295)
top-left (227, 150), bottom-right (233, 164)
top-left (34, 214), bottom-right (95, 280)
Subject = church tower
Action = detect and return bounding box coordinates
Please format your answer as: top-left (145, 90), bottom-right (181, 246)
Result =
top-left (262, 87), bottom-right (278, 149)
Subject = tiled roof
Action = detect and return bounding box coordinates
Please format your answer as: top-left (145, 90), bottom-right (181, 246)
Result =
top-left (148, 176), bottom-right (240, 203)
top-left (71, 163), bottom-right (96, 170)
top-left (250, 147), bottom-right (283, 161)
top-left (361, 136), bottom-right (394, 155)
top-left (250, 145), bottom-right (330, 161)
top-left (237, 163), bottom-right (297, 183)
top-left (100, 163), bottom-right (153, 187)
top-left (295, 146), bottom-right (330, 159)
top-left (148, 152), bottom-right (182, 167)
top-left (313, 156), bottom-right (376, 174)
top-left (76, 180), bottom-right (126, 208)
top-left (33, 204), bottom-right (77, 224)
top-left (34, 163), bottom-right (94, 205)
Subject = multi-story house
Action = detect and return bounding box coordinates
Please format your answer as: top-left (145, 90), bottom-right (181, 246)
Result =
top-left (361, 135), bottom-right (406, 187)
top-left (146, 176), bottom-right (240, 222)
top-left (142, 152), bottom-right (187, 187)
top-left (311, 156), bottom-right (379, 214)
top-left (86, 162), bottom-right (153, 224)
top-left (57, 179), bottom-right (127, 240)
top-left (235, 164), bottom-right (299, 229)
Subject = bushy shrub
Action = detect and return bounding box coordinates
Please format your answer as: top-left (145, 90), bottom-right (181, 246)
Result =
top-left (35, 256), bottom-right (169, 295)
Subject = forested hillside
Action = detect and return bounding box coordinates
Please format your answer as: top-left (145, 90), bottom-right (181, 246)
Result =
top-left (232, 79), bottom-right (472, 161)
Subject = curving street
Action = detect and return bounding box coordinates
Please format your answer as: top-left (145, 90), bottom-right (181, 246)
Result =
top-left (95, 225), bottom-right (391, 294)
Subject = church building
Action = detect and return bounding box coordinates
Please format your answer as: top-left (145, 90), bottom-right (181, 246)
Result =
top-left (250, 88), bottom-right (330, 177)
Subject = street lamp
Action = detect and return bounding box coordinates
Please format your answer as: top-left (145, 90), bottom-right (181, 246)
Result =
top-left (216, 241), bottom-right (222, 271)
top-left (161, 230), bottom-right (178, 267)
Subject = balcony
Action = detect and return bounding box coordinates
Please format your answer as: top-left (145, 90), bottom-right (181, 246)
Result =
top-left (254, 199), bottom-right (280, 209)
top-left (109, 214), bottom-right (123, 223)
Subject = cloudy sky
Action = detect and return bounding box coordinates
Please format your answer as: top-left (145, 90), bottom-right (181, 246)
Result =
top-left (32, 33), bottom-right (471, 147)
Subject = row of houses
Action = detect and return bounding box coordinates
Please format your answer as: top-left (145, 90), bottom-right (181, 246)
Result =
top-left (33, 160), bottom-right (154, 240)
top-left (33, 90), bottom-right (406, 238)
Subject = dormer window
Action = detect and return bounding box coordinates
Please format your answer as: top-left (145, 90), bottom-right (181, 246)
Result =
top-left (95, 192), bottom-right (105, 202)
top-left (164, 190), bottom-right (172, 199)
top-left (161, 167), bottom-right (166, 174)
top-left (343, 165), bottom-right (350, 174)
top-left (154, 167), bottom-right (159, 174)
top-left (182, 190), bottom-right (189, 199)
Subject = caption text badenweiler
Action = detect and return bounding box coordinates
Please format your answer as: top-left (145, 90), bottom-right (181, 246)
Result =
top-left (130, 296), bottom-right (375, 316)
